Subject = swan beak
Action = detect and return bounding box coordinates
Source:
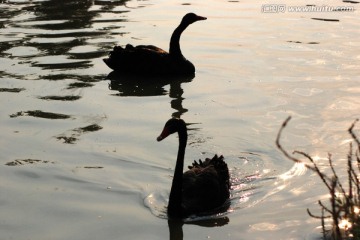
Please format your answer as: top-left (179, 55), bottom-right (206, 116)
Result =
top-left (157, 128), bottom-right (170, 142)
top-left (196, 16), bottom-right (207, 21)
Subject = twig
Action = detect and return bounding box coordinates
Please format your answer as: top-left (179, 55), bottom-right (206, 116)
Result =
top-left (294, 150), bottom-right (332, 190)
top-left (328, 153), bottom-right (347, 197)
top-left (348, 119), bottom-right (360, 146)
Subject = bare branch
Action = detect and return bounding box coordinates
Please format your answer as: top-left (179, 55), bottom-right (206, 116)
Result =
top-left (348, 119), bottom-right (360, 146)
top-left (307, 208), bottom-right (331, 219)
top-left (318, 200), bottom-right (333, 215)
top-left (328, 153), bottom-right (347, 196)
top-left (294, 150), bottom-right (332, 190)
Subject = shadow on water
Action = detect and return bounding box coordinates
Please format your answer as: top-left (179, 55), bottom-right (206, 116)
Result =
top-left (107, 71), bottom-right (194, 118)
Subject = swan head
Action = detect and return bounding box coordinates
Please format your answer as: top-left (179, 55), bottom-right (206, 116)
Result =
top-left (181, 13), bottom-right (207, 26)
top-left (157, 118), bottom-right (186, 141)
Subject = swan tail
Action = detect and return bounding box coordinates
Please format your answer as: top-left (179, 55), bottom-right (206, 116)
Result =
top-left (103, 45), bottom-right (128, 70)
top-left (209, 155), bottom-right (230, 190)
top-left (104, 44), bottom-right (148, 72)
top-left (108, 45), bottom-right (132, 59)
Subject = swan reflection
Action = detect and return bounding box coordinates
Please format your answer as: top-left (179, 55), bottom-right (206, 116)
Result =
top-left (168, 217), bottom-right (229, 240)
top-left (107, 71), bottom-right (194, 117)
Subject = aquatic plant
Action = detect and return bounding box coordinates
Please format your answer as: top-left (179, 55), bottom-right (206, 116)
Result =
top-left (276, 116), bottom-right (360, 239)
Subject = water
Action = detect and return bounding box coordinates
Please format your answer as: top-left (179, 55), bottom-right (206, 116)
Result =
top-left (0, 0), bottom-right (359, 239)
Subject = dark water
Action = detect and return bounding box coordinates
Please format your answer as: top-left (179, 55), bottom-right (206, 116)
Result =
top-left (0, 0), bottom-right (359, 239)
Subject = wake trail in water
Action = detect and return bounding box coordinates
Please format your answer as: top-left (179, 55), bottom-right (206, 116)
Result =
top-left (144, 153), bottom-right (308, 222)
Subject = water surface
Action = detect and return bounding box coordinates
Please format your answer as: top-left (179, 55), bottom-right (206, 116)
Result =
top-left (0, 0), bottom-right (359, 239)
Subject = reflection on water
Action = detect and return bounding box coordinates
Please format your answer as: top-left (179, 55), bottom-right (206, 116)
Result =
top-left (56, 124), bottom-right (103, 144)
top-left (107, 71), bottom-right (194, 117)
top-left (9, 110), bottom-right (72, 119)
top-left (146, 190), bottom-right (230, 240)
top-left (38, 95), bottom-right (82, 101)
top-left (168, 220), bottom-right (184, 240)
top-left (0, 87), bottom-right (25, 92)
top-left (0, 0), bottom-right (129, 80)
top-left (168, 217), bottom-right (229, 240)
top-left (5, 158), bottom-right (54, 166)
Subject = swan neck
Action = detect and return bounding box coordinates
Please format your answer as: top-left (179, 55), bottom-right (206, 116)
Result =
top-left (167, 127), bottom-right (187, 218)
top-left (169, 22), bottom-right (188, 59)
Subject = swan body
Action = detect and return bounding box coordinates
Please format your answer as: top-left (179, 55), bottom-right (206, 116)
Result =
top-left (103, 13), bottom-right (206, 75)
top-left (157, 118), bottom-right (230, 218)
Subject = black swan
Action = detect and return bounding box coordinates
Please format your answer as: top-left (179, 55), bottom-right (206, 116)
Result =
top-left (103, 13), bottom-right (206, 75)
top-left (157, 118), bottom-right (230, 218)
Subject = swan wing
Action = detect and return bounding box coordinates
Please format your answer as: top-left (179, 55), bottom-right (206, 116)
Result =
top-left (104, 44), bottom-right (171, 73)
top-left (133, 45), bottom-right (168, 54)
